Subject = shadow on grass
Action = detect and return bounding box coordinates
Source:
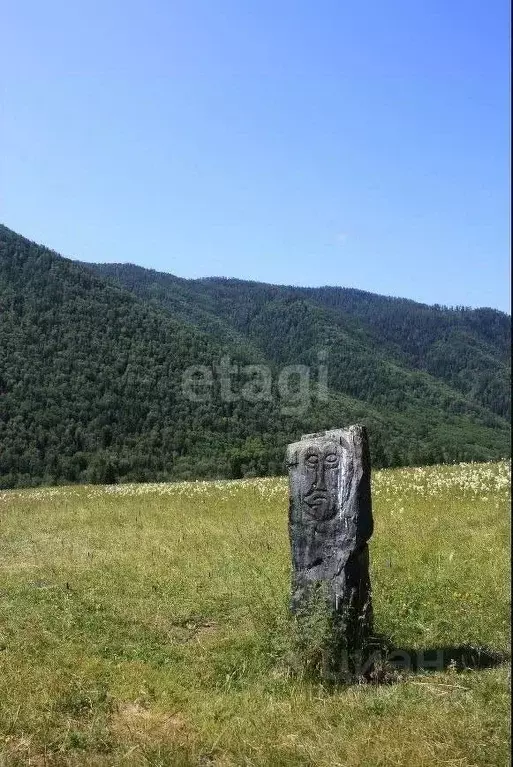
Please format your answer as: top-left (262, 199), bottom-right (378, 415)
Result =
top-left (361, 637), bottom-right (510, 683)
top-left (387, 643), bottom-right (508, 671)
top-left (289, 638), bottom-right (510, 687)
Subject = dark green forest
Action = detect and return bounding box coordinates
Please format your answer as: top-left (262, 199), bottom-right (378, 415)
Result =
top-left (0, 224), bottom-right (510, 488)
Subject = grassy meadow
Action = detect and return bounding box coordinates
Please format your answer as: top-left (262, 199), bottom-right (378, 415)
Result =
top-left (0, 461), bottom-right (510, 766)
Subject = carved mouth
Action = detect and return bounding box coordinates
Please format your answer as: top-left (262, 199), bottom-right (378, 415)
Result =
top-left (303, 491), bottom-right (328, 507)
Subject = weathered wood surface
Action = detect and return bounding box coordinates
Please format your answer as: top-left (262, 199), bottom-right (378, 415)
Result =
top-left (286, 425), bottom-right (374, 663)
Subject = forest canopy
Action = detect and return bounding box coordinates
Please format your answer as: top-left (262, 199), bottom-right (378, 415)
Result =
top-left (0, 224), bottom-right (510, 488)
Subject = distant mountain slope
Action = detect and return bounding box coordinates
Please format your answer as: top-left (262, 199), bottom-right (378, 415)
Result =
top-left (0, 224), bottom-right (510, 489)
top-left (87, 262), bottom-right (511, 419)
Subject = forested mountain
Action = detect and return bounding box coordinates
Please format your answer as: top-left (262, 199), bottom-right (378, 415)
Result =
top-left (0, 224), bottom-right (510, 488)
top-left (88, 263), bottom-right (511, 420)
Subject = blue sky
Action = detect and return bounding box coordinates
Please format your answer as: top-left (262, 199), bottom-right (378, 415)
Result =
top-left (1, 0), bottom-right (510, 311)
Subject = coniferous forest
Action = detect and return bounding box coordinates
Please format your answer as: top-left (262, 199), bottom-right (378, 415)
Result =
top-left (0, 224), bottom-right (510, 488)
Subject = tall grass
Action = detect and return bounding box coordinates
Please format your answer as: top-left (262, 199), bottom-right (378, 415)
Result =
top-left (0, 461), bottom-right (510, 766)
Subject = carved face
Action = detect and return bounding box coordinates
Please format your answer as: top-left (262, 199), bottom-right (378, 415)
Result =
top-left (300, 441), bottom-right (342, 520)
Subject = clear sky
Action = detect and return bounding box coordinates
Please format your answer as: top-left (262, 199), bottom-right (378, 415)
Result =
top-left (1, 0), bottom-right (510, 311)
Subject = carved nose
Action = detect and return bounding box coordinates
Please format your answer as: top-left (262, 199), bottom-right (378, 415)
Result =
top-left (315, 462), bottom-right (326, 491)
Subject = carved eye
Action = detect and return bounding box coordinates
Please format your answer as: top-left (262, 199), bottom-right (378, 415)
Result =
top-left (305, 454), bottom-right (318, 468)
top-left (324, 453), bottom-right (339, 466)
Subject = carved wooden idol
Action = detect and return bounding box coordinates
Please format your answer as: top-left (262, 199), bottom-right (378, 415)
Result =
top-left (286, 425), bottom-right (374, 663)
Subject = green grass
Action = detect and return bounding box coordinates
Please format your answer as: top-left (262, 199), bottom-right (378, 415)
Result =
top-left (0, 461), bottom-right (510, 766)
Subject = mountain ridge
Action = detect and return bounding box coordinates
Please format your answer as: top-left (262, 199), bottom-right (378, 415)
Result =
top-left (84, 259), bottom-right (511, 419)
top-left (80, 260), bottom-right (511, 315)
top-left (0, 224), bottom-right (510, 488)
